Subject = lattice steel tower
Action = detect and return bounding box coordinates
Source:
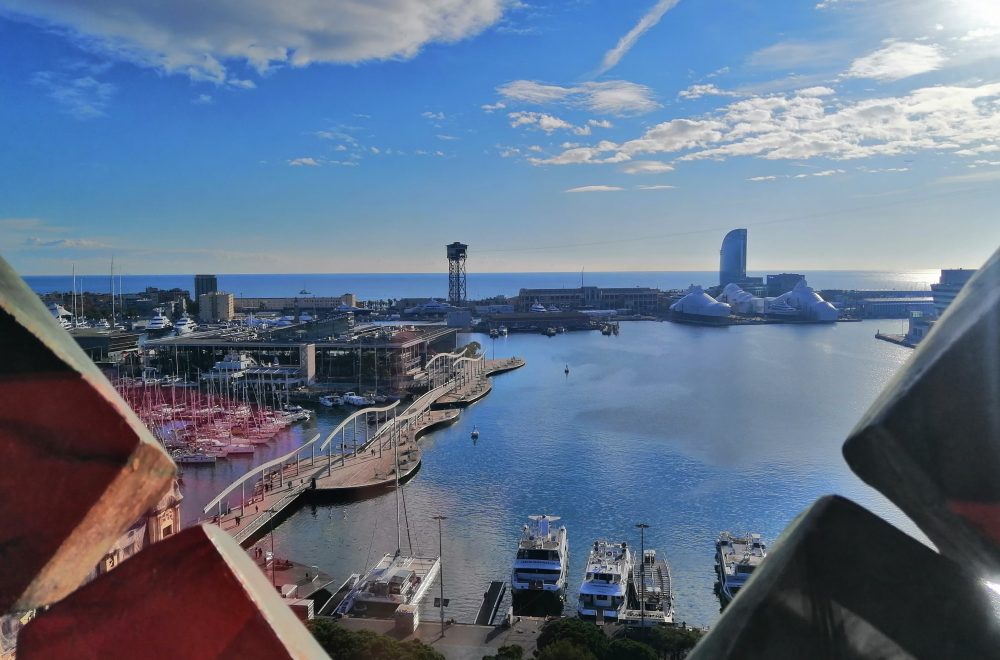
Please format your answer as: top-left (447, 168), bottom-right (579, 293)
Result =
top-left (446, 242), bottom-right (467, 305)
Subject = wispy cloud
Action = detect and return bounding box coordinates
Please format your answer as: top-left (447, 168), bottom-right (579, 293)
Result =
top-left (596, 0), bottom-right (681, 75)
top-left (748, 169), bottom-right (846, 182)
top-left (934, 169), bottom-right (1000, 185)
top-left (635, 184), bottom-right (675, 190)
top-left (497, 80), bottom-right (659, 116)
top-left (620, 160), bottom-right (674, 174)
top-left (422, 111), bottom-right (446, 120)
top-left (192, 93), bottom-right (213, 105)
top-left (565, 185), bottom-right (624, 193)
top-left (25, 237), bottom-right (111, 249)
top-left (288, 157), bottom-right (321, 167)
top-left (678, 83), bottom-right (738, 100)
top-left (32, 71), bottom-right (115, 119)
top-left (846, 41), bottom-right (945, 81)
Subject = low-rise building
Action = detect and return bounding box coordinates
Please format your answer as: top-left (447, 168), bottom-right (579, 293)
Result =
top-left (199, 292), bottom-right (235, 323)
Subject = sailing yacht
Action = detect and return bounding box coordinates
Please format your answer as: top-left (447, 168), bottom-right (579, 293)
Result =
top-left (577, 539), bottom-right (634, 622)
top-left (47, 302), bottom-right (72, 329)
top-left (334, 415), bottom-right (440, 618)
top-left (511, 515), bottom-right (569, 614)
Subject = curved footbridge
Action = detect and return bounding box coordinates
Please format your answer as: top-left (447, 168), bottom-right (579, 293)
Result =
top-left (202, 355), bottom-right (524, 547)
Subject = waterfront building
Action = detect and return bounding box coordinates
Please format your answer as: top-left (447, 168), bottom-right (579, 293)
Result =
top-left (235, 294), bottom-right (360, 314)
top-left (767, 280), bottom-right (839, 321)
top-left (856, 297), bottom-right (935, 319)
top-left (198, 292), bottom-right (235, 323)
top-left (719, 228), bottom-right (748, 287)
top-left (669, 285), bottom-right (732, 323)
top-left (767, 273), bottom-right (805, 297)
top-left (145, 323), bottom-right (456, 390)
top-left (194, 274), bottom-right (218, 300)
top-left (515, 286), bottom-right (660, 315)
top-left (931, 268), bottom-right (976, 316)
top-left (717, 283), bottom-right (757, 315)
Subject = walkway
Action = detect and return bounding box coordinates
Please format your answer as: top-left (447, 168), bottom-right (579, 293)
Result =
top-left (202, 353), bottom-right (524, 547)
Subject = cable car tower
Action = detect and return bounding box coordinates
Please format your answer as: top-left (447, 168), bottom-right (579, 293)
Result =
top-left (446, 242), bottom-right (467, 305)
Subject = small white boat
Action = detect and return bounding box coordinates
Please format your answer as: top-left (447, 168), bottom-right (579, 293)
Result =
top-left (498, 326), bottom-right (508, 336)
top-left (343, 392), bottom-right (371, 406)
top-left (319, 394), bottom-right (344, 407)
top-left (471, 426), bottom-right (480, 440)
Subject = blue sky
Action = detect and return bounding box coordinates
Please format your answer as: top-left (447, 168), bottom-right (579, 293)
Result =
top-left (1, 0), bottom-right (999, 275)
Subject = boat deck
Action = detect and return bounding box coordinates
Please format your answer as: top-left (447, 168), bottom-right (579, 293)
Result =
top-left (629, 555), bottom-right (674, 624)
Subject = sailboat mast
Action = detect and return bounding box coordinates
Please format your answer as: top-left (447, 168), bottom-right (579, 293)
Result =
top-left (109, 256), bottom-right (115, 326)
top-left (71, 264), bottom-right (76, 325)
top-left (394, 421), bottom-right (401, 554)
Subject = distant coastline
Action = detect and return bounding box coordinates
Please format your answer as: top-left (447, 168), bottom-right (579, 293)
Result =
top-left (24, 270), bottom-right (938, 301)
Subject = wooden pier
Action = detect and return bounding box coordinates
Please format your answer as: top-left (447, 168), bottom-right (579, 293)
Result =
top-left (202, 354), bottom-right (524, 548)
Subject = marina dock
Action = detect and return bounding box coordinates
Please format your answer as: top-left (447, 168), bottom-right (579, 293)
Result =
top-left (474, 581), bottom-right (507, 626)
top-left (202, 356), bottom-right (525, 548)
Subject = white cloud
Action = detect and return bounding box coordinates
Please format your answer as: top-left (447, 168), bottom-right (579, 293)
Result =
top-left (846, 41), bottom-right (945, 81)
top-left (496, 80), bottom-right (659, 116)
top-left (498, 146), bottom-right (520, 158)
top-left (422, 111), bottom-right (446, 120)
top-left (227, 78), bottom-right (256, 90)
top-left (3, 0), bottom-right (511, 83)
top-left (858, 166), bottom-right (910, 173)
top-left (796, 86), bottom-right (835, 97)
top-left (288, 157), bottom-right (320, 166)
top-left (481, 101), bottom-right (506, 113)
top-left (620, 160), bottom-right (675, 174)
top-left (31, 71), bottom-right (115, 118)
top-left (934, 169), bottom-right (1000, 185)
top-left (533, 80), bottom-right (1000, 170)
top-left (436, 134), bottom-right (459, 140)
top-left (678, 83), bottom-right (737, 100)
top-left (370, 146), bottom-right (381, 154)
top-left (596, 0), bottom-right (681, 75)
top-left (588, 119), bottom-right (613, 128)
top-left (565, 185), bottom-right (623, 193)
top-left (747, 175), bottom-right (778, 181)
top-left (635, 184), bottom-right (675, 190)
top-left (508, 111), bottom-right (591, 135)
top-left (192, 93), bottom-right (213, 105)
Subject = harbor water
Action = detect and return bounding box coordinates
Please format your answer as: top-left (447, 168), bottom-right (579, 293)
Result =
top-left (178, 319), bottom-right (914, 627)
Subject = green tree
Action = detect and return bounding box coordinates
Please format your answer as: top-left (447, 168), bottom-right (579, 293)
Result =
top-left (307, 619), bottom-right (444, 660)
top-left (536, 619), bottom-right (608, 657)
top-left (647, 626), bottom-right (704, 660)
top-left (603, 638), bottom-right (656, 660)
top-left (482, 644), bottom-right (523, 660)
top-left (537, 639), bottom-right (597, 660)
top-left (459, 341), bottom-right (482, 358)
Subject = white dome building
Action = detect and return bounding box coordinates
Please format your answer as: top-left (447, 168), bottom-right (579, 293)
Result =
top-left (718, 283), bottom-right (757, 315)
top-left (669, 285), bottom-right (732, 324)
top-left (767, 280), bottom-right (839, 322)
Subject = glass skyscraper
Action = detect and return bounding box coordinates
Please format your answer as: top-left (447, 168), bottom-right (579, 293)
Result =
top-left (719, 228), bottom-right (748, 287)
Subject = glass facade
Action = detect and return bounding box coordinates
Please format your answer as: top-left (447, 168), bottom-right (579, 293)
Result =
top-left (719, 228), bottom-right (747, 287)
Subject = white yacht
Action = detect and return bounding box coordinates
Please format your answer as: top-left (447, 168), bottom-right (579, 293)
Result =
top-left (342, 391), bottom-right (372, 406)
top-left (716, 532), bottom-right (766, 603)
top-left (93, 318), bottom-right (111, 330)
top-left (174, 314), bottom-right (198, 335)
top-left (529, 300), bottom-right (547, 313)
top-left (577, 539), bottom-right (634, 622)
top-left (47, 302), bottom-right (72, 329)
top-left (498, 326), bottom-right (508, 336)
top-left (511, 515), bottom-right (569, 614)
top-left (145, 308), bottom-right (173, 336)
top-left (319, 394), bottom-right (344, 407)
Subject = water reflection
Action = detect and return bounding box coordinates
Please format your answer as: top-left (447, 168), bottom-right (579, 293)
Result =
top-left (180, 320), bottom-right (914, 627)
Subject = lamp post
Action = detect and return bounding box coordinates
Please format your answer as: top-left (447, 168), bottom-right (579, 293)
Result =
top-left (432, 515), bottom-right (447, 637)
top-left (267, 508), bottom-right (278, 589)
top-left (636, 523), bottom-right (649, 631)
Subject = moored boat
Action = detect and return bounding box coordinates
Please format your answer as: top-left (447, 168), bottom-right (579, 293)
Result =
top-left (511, 515), bottom-right (568, 616)
top-left (577, 539), bottom-right (633, 623)
top-left (715, 532), bottom-right (766, 603)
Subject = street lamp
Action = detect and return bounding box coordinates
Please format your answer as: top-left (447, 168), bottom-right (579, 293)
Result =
top-left (267, 508), bottom-right (278, 589)
top-left (636, 523), bottom-right (649, 631)
top-left (432, 515), bottom-right (448, 637)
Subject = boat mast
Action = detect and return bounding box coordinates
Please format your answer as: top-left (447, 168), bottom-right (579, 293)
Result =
top-left (109, 256), bottom-right (115, 327)
top-left (394, 420), bottom-right (401, 555)
top-left (71, 264), bottom-right (76, 326)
